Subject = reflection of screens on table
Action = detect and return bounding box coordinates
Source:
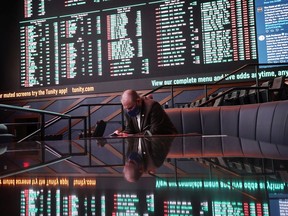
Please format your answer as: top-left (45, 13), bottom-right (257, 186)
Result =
top-left (269, 193), bottom-right (288, 216)
top-left (0, 176), bottom-right (277, 216)
top-left (0, 187), bottom-right (270, 215)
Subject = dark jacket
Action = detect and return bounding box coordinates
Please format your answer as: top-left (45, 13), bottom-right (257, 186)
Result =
top-left (123, 97), bottom-right (177, 135)
top-left (125, 136), bottom-right (174, 172)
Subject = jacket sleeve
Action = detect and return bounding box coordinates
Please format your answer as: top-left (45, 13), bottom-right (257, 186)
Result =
top-left (149, 102), bottom-right (177, 135)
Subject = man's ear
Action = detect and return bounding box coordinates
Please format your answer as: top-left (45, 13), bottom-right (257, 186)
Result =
top-left (139, 167), bottom-right (144, 174)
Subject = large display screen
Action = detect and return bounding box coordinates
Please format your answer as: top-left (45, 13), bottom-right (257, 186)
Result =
top-left (1, 177), bottom-right (287, 215)
top-left (1, 0), bottom-right (288, 99)
top-left (17, 189), bottom-right (270, 215)
top-left (269, 193), bottom-right (288, 216)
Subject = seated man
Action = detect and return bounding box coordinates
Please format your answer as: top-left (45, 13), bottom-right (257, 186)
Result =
top-left (114, 89), bottom-right (177, 136)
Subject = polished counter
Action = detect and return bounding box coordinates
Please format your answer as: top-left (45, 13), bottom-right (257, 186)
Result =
top-left (0, 134), bottom-right (288, 215)
top-left (1, 134), bottom-right (288, 181)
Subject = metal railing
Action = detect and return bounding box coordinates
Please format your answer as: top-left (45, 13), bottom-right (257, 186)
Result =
top-left (2, 63), bottom-right (287, 142)
top-left (143, 62), bottom-right (288, 107)
top-left (0, 103), bottom-right (85, 142)
top-left (75, 103), bottom-right (124, 137)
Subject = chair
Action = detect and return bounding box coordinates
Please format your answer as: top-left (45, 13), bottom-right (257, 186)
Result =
top-left (248, 81), bottom-right (271, 104)
top-left (0, 124), bottom-right (14, 155)
top-left (238, 89), bottom-right (249, 104)
top-left (199, 97), bottom-right (206, 106)
top-left (206, 94), bottom-right (216, 106)
top-left (0, 124), bottom-right (14, 144)
top-left (224, 90), bottom-right (239, 105)
top-left (213, 92), bottom-right (224, 107)
top-left (222, 92), bottom-right (231, 105)
top-left (92, 120), bottom-right (107, 137)
top-left (248, 84), bottom-right (257, 104)
top-left (259, 80), bottom-right (271, 102)
top-left (269, 76), bottom-right (287, 101)
top-left (192, 99), bottom-right (201, 107)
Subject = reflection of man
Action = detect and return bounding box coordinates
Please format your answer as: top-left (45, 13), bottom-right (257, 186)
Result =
top-left (123, 136), bottom-right (174, 182)
top-left (114, 89), bottom-right (177, 136)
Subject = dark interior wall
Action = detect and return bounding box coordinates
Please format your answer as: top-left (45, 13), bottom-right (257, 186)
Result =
top-left (0, 0), bottom-right (20, 91)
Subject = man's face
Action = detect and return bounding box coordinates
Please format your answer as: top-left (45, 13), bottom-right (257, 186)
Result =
top-left (126, 99), bottom-right (141, 117)
top-left (122, 98), bottom-right (140, 112)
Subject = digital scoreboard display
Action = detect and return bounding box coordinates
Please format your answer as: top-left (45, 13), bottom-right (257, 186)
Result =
top-left (1, 0), bottom-right (288, 98)
top-left (211, 201), bottom-right (269, 216)
top-left (1, 177), bottom-right (287, 215)
top-left (19, 0), bottom-right (257, 88)
top-left (269, 193), bottom-right (288, 216)
top-left (18, 188), bottom-right (271, 216)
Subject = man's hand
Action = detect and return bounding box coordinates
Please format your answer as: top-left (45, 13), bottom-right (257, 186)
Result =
top-left (112, 130), bottom-right (129, 137)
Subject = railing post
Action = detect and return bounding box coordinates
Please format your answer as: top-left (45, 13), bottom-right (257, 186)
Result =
top-left (83, 117), bottom-right (87, 139)
top-left (121, 105), bottom-right (125, 130)
top-left (68, 118), bottom-right (72, 140)
top-left (88, 105), bottom-right (91, 137)
top-left (255, 65), bottom-right (260, 103)
top-left (204, 84), bottom-right (208, 100)
top-left (40, 113), bottom-right (45, 141)
top-left (174, 159), bottom-right (178, 188)
top-left (171, 85), bottom-right (174, 108)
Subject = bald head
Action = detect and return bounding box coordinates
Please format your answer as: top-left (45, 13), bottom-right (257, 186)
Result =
top-left (121, 89), bottom-right (140, 109)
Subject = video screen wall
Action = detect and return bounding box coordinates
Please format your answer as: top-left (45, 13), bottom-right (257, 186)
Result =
top-left (269, 193), bottom-right (288, 216)
top-left (17, 189), bottom-right (270, 215)
top-left (0, 177), bottom-right (287, 215)
top-left (1, 0), bottom-right (288, 99)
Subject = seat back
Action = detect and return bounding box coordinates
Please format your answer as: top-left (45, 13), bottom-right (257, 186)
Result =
top-left (165, 100), bottom-right (288, 145)
top-left (238, 89), bottom-right (248, 104)
top-left (259, 81), bottom-right (271, 102)
top-left (0, 124), bottom-right (14, 144)
top-left (271, 76), bottom-right (285, 90)
top-left (270, 76), bottom-right (287, 101)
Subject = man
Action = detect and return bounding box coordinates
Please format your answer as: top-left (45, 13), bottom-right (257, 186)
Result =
top-left (114, 89), bottom-right (177, 136)
top-left (116, 89), bottom-right (177, 182)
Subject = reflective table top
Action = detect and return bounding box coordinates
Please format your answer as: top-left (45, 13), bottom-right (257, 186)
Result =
top-left (1, 134), bottom-right (288, 215)
top-left (1, 134), bottom-right (287, 182)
